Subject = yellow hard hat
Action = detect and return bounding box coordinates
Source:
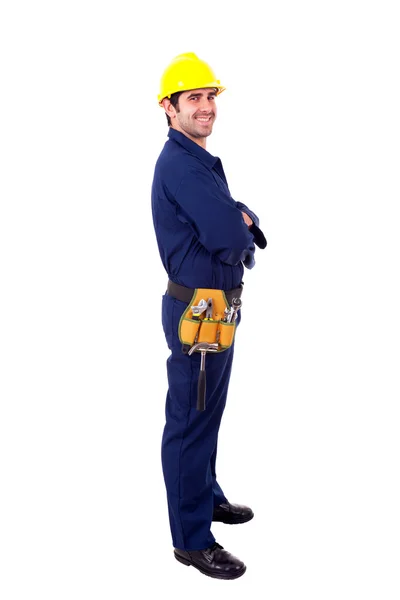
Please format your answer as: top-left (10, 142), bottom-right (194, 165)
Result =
top-left (158, 52), bottom-right (226, 105)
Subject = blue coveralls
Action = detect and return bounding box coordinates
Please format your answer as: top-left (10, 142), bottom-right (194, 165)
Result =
top-left (151, 128), bottom-right (266, 551)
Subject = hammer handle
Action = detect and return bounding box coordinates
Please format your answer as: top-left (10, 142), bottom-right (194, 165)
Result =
top-left (197, 370), bottom-right (206, 411)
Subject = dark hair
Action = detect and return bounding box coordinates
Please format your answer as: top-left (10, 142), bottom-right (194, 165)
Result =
top-left (165, 91), bottom-right (182, 126)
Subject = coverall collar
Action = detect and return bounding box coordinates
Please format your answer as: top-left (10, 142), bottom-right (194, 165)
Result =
top-left (168, 128), bottom-right (219, 169)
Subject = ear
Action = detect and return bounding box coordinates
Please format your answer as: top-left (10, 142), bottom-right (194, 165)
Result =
top-left (162, 97), bottom-right (176, 120)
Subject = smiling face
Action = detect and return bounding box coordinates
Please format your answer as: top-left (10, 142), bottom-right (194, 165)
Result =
top-left (162, 88), bottom-right (217, 148)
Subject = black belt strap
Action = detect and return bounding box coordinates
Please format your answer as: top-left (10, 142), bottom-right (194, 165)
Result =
top-left (167, 280), bottom-right (243, 305)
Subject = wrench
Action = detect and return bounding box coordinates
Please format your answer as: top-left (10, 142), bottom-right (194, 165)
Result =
top-left (229, 297), bottom-right (242, 322)
top-left (191, 298), bottom-right (207, 320)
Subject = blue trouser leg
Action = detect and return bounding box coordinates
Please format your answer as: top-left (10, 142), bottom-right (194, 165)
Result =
top-left (211, 442), bottom-right (227, 507)
top-left (161, 294), bottom-right (235, 551)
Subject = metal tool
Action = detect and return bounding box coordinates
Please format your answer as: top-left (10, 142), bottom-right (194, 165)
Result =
top-left (221, 307), bottom-right (231, 323)
top-left (188, 341), bottom-right (219, 411)
top-left (181, 299), bottom-right (208, 354)
top-left (191, 299), bottom-right (207, 320)
top-left (229, 297), bottom-right (242, 322)
top-left (204, 298), bottom-right (213, 320)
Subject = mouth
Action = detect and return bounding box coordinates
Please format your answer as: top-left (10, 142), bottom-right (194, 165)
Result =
top-left (194, 114), bottom-right (213, 123)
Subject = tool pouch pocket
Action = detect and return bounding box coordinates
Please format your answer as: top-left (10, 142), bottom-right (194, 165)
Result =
top-left (197, 320), bottom-right (219, 344)
top-left (179, 318), bottom-right (201, 346)
top-left (218, 321), bottom-right (236, 349)
top-left (178, 288), bottom-right (237, 353)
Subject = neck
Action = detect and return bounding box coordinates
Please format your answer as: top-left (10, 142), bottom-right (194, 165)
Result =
top-left (171, 125), bottom-right (207, 149)
top-left (195, 137), bottom-right (207, 149)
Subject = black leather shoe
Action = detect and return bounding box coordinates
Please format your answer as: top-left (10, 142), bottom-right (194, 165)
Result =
top-left (174, 542), bottom-right (246, 580)
top-left (212, 502), bottom-right (254, 524)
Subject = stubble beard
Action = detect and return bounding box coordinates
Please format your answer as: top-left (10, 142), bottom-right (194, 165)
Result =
top-left (178, 113), bottom-right (215, 140)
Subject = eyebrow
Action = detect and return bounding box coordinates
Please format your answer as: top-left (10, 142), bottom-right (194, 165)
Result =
top-left (186, 91), bottom-right (217, 99)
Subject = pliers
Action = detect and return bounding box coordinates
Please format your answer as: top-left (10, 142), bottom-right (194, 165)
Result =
top-left (204, 298), bottom-right (213, 320)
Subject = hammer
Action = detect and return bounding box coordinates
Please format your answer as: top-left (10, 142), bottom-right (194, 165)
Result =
top-left (188, 342), bottom-right (219, 411)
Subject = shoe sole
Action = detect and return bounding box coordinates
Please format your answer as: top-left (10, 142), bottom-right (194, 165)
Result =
top-left (174, 552), bottom-right (246, 580)
top-left (212, 512), bottom-right (254, 525)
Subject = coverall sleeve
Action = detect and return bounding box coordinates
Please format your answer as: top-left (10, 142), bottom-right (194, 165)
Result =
top-left (174, 168), bottom-right (256, 268)
top-left (235, 201), bottom-right (267, 250)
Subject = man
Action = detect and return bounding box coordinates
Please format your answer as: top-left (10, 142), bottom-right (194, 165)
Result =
top-left (151, 52), bottom-right (267, 580)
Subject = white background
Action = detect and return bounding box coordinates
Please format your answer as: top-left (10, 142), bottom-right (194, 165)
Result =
top-left (1, 1), bottom-right (399, 598)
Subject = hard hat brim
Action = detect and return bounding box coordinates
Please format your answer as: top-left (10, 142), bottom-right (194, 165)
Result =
top-left (158, 85), bottom-right (226, 106)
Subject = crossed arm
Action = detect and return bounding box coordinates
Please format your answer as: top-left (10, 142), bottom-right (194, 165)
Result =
top-left (238, 203), bottom-right (267, 250)
top-left (173, 167), bottom-right (267, 266)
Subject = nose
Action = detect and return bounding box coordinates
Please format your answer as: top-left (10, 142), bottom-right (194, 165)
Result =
top-left (198, 97), bottom-right (215, 112)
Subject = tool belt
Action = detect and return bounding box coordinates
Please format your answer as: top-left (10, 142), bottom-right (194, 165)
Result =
top-left (167, 280), bottom-right (243, 353)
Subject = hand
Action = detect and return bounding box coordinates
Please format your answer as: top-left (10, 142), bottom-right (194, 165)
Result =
top-left (241, 211), bottom-right (253, 227)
